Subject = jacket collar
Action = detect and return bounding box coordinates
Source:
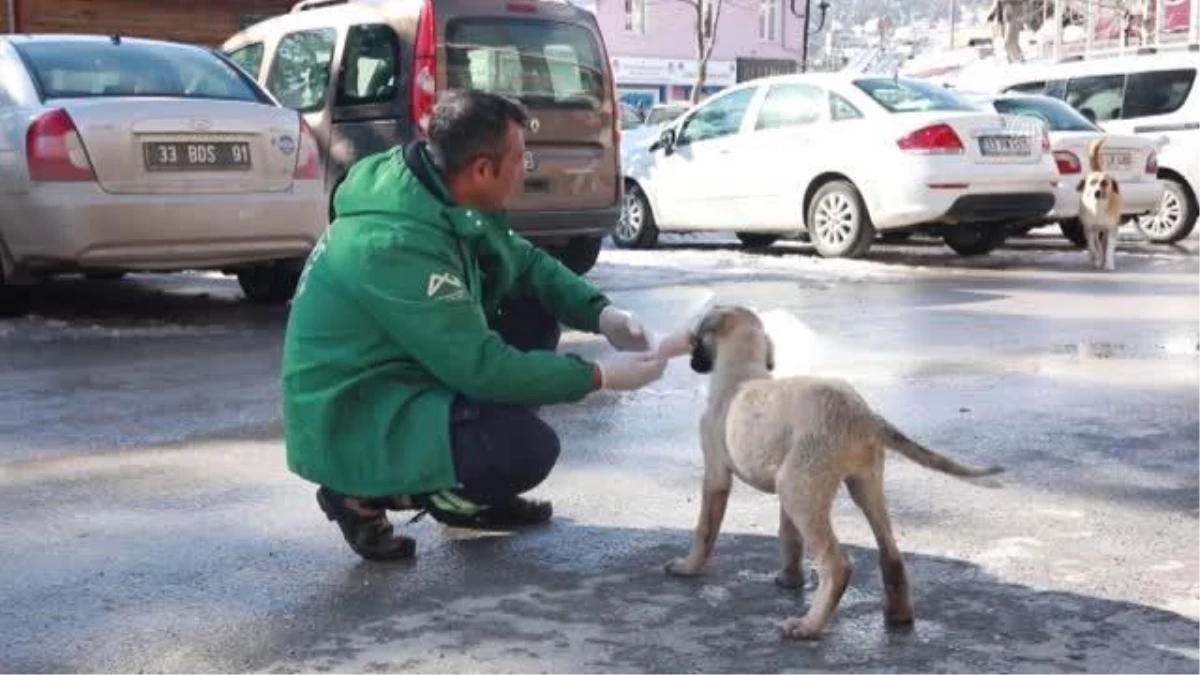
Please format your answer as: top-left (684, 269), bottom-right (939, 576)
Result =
top-left (402, 141), bottom-right (506, 242)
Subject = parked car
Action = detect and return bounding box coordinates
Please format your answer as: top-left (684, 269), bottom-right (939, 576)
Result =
top-left (0, 34), bottom-right (326, 312)
top-left (975, 50), bottom-right (1199, 243)
top-left (618, 74), bottom-right (1058, 258)
top-left (222, 0), bottom-right (621, 274)
top-left (643, 101), bottom-right (691, 126)
top-left (962, 91), bottom-right (1164, 245)
top-left (619, 102), bottom-right (643, 130)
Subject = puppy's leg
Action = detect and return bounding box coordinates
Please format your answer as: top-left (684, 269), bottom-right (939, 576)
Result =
top-left (1085, 227), bottom-right (1101, 267)
top-left (775, 506), bottom-right (805, 590)
top-left (778, 459), bottom-right (849, 640)
top-left (846, 468), bottom-right (914, 628)
top-left (665, 467), bottom-right (732, 577)
top-left (1104, 228), bottom-right (1117, 271)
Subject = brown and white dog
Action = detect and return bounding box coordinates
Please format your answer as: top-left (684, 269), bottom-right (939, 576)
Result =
top-left (655, 306), bottom-right (1004, 640)
top-left (1077, 137), bottom-right (1124, 271)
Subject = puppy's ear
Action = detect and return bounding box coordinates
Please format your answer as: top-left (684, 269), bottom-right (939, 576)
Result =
top-left (1110, 177), bottom-right (1120, 194)
top-left (765, 334), bottom-right (775, 372)
top-left (689, 335), bottom-right (713, 374)
top-left (1076, 178), bottom-right (1086, 193)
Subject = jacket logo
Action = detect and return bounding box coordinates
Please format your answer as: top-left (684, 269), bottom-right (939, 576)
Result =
top-left (427, 272), bottom-right (466, 301)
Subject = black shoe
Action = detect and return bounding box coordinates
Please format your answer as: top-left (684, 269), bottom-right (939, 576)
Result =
top-left (316, 487), bottom-right (417, 562)
top-left (420, 493), bottom-right (553, 531)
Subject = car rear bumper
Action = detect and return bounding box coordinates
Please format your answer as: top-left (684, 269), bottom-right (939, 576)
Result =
top-left (1046, 178), bottom-right (1165, 220)
top-left (509, 206), bottom-right (621, 241)
top-left (2, 182), bottom-right (326, 272)
top-left (872, 181), bottom-right (1058, 229)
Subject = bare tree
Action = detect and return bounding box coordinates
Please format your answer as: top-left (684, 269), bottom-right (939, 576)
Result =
top-left (652, 0), bottom-right (739, 103)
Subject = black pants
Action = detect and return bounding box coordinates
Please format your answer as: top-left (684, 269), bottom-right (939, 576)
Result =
top-left (442, 296), bottom-right (562, 506)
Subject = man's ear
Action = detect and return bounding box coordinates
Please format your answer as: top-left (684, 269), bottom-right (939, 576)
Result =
top-left (765, 334), bottom-right (775, 372)
top-left (1076, 178), bottom-right (1086, 192)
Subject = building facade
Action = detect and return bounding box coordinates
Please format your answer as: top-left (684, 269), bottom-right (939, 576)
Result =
top-left (573, 0), bottom-right (809, 106)
top-left (3, 0), bottom-right (295, 47)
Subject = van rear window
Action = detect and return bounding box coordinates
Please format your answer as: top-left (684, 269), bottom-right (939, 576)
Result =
top-left (445, 18), bottom-right (604, 109)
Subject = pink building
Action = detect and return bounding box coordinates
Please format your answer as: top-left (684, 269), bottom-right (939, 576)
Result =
top-left (570, 0), bottom-right (814, 105)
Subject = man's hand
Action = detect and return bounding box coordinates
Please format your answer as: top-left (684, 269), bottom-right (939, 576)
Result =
top-left (592, 352), bottom-right (667, 392)
top-left (598, 306), bottom-right (650, 352)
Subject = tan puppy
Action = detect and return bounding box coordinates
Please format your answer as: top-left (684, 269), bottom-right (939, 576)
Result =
top-left (656, 306), bottom-right (1003, 640)
top-left (1077, 137), bottom-right (1124, 271)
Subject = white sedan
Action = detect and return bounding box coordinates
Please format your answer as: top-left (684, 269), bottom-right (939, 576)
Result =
top-left (618, 74), bottom-right (1060, 258)
top-left (963, 92), bottom-right (1164, 245)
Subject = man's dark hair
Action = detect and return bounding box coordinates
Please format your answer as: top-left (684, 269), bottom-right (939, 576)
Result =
top-left (426, 89), bottom-right (530, 176)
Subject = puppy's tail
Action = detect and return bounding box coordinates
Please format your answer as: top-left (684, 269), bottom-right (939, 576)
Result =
top-left (1086, 137), bottom-right (1105, 173)
top-left (874, 415), bottom-right (1004, 478)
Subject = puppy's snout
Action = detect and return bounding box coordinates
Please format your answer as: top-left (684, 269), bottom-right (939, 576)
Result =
top-left (1093, 189), bottom-right (1104, 199)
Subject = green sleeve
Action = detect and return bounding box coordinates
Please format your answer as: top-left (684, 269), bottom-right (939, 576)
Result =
top-left (357, 237), bottom-right (597, 404)
top-left (509, 234), bottom-right (611, 332)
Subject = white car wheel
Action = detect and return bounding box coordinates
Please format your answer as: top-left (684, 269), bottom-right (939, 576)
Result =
top-left (1137, 179), bottom-right (1197, 244)
top-left (808, 180), bottom-right (874, 258)
top-left (613, 183), bottom-right (659, 249)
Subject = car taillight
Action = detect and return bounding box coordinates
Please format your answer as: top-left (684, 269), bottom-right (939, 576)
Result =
top-left (896, 124), bottom-right (963, 154)
top-left (1053, 150), bottom-right (1082, 174)
top-left (409, 0), bottom-right (437, 136)
top-left (1145, 150), bottom-right (1158, 174)
top-left (294, 118), bottom-right (321, 180)
top-left (26, 108), bottom-right (94, 181)
top-left (1041, 128), bottom-right (1051, 151)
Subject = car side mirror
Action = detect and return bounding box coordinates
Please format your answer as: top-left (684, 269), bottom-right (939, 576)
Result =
top-left (653, 127), bottom-right (677, 154)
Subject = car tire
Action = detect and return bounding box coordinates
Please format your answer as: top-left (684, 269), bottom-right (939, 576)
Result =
top-left (0, 270), bottom-right (29, 318)
top-left (807, 180), bottom-right (875, 259)
top-left (613, 182), bottom-right (659, 249)
top-left (550, 236), bottom-right (603, 275)
top-left (879, 231), bottom-right (913, 243)
top-left (1059, 219), bottom-right (1087, 248)
top-left (85, 271), bottom-right (126, 281)
top-left (736, 233), bottom-right (780, 249)
top-left (237, 264), bottom-right (300, 305)
top-left (1137, 177), bottom-right (1198, 244)
top-left (943, 224), bottom-right (1008, 256)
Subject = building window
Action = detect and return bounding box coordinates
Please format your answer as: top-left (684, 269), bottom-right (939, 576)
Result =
top-left (759, 0), bottom-right (779, 41)
top-left (624, 0), bottom-right (646, 33)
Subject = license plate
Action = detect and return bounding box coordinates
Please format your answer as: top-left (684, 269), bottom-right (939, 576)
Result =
top-left (1102, 151), bottom-right (1132, 170)
top-left (143, 141), bottom-right (252, 171)
top-left (978, 135), bottom-right (1031, 156)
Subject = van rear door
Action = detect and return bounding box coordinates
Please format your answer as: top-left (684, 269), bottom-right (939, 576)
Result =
top-left (438, 2), bottom-right (618, 212)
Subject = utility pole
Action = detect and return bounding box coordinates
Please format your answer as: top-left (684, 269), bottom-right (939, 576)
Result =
top-left (791, 0), bottom-right (831, 72)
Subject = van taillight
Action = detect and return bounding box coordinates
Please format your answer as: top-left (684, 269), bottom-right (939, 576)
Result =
top-left (26, 109), bottom-right (95, 182)
top-left (294, 118), bottom-right (321, 180)
top-left (410, 0), bottom-right (437, 136)
top-left (1145, 150), bottom-right (1158, 174)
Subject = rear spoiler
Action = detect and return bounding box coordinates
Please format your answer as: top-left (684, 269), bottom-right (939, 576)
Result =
top-left (292, 0), bottom-right (345, 12)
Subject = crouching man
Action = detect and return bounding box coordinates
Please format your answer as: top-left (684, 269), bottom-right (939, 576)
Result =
top-left (281, 89), bottom-right (666, 561)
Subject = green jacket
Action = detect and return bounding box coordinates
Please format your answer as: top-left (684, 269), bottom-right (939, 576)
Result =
top-left (281, 142), bottom-right (609, 498)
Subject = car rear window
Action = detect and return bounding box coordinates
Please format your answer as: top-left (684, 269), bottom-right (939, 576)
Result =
top-left (445, 18), bottom-right (604, 109)
top-left (993, 96), bottom-right (1100, 131)
top-left (15, 39), bottom-right (266, 102)
top-left (854, 77), bottom-right (977, 113)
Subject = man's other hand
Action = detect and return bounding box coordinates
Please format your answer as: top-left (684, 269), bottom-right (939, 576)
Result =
top-left (598, 306), bottom-right (650, 351)
top-left (593, 352), bottom-right (667, 392)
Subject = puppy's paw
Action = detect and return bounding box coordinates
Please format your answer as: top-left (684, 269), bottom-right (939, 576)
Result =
top-left (885, 608), bottom-right (915, 629)
top-left (664, 558), bottom-right (702, 577)
top-left (774, 569), bottom-right (804, 590)
top-left (781, 616), bottom-right (823, 641)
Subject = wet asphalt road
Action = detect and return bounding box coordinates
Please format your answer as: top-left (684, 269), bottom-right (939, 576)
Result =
top-left (1, 232), bottom-right (1198, 673)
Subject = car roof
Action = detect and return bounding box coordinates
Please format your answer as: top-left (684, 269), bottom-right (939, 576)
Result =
top-left (1, 33), bottom-right (213, 50)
